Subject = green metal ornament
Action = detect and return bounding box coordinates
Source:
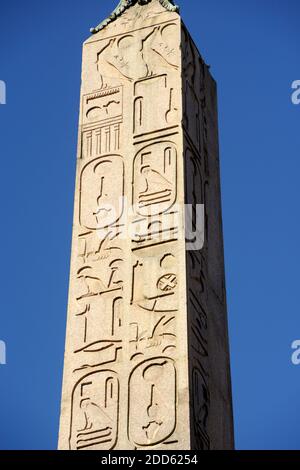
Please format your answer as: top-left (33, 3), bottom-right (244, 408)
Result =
top-left (91, 0), bottom-right (179, 34)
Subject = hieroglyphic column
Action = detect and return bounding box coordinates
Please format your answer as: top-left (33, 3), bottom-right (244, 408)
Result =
top-left (58, 0), bottom-right (234, 450)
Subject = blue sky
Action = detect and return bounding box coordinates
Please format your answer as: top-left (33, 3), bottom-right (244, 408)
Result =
top-left (0, 0), bottom-right (299, 450)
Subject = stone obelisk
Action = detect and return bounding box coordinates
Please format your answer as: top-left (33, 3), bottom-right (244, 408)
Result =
top-left (58, 0), bottom-right (234, 450)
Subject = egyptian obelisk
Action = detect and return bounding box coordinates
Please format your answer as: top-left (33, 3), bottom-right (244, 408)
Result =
top-left (58, 0), bottom-right (234, 450)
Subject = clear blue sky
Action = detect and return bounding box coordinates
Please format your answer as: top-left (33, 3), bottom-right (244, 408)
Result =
top-left (0, 0), bottom-right (299, 450)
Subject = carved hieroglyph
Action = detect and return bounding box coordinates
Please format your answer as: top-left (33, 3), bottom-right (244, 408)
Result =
top-left (59, 0), bottom-right (234, 450)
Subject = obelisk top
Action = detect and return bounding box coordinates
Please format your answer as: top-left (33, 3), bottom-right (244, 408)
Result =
top-left (90, 0), bottom-right (180, 34)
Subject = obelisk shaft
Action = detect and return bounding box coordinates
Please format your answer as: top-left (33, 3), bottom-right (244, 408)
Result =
top-left (59, 0), bottom-right (234, 450)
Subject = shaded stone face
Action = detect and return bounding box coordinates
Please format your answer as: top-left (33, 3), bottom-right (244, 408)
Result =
top-left (58, 0), bottom-right (234, 450)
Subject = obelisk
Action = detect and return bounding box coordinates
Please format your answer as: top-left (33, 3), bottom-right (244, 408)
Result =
top-left (58, 0), bottom-right (234, 450)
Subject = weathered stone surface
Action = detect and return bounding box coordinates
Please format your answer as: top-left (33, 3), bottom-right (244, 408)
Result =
top-left (58, 0), bottom-right (234, 450)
